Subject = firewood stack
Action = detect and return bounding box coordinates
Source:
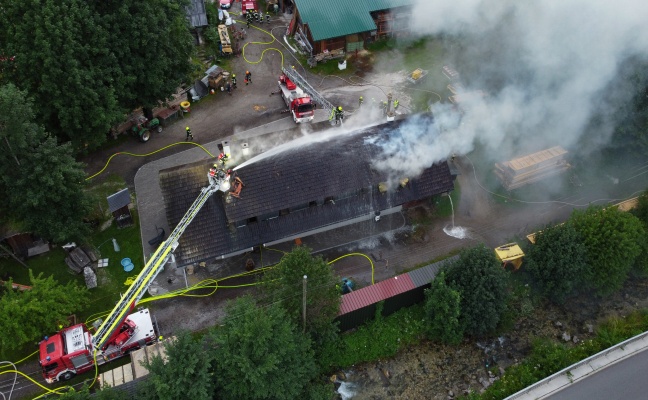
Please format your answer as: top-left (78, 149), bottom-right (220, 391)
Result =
top-left (495, 146), bottom-right (570, 190)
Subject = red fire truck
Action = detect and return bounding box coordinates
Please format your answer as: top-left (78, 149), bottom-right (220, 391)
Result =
top-left (38, 165), bottom-right (234, 383)
top-left (278, 73), bottom-right (315, 123)
top-left (39, 309), bottom-right (156, 383)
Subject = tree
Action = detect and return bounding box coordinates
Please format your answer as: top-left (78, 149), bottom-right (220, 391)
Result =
top-left (632, 190), bottom-right (648, 274)
top-left (209, 296), bottom-right (318, 400)
top-left (95, 0), bottom-right (194, 111)
top-left (136, 331), bottom-right (215, 400)
top-left (0, 271), bottom-right (87, 354)
top-left (2, 0), bottom-right (193, 150)
top-left (58, 386), bottom-right (126, 400)
top-left (571, 206), bottom-right (645, 295)
top-left (525, 223), bottom-right (588, 303)
top-left (0, 84), bottom-right (91, 242)
top-left (260, 246), bottom-right (341, 342)
top-left (444, 245), bottom-right (509, 337)
top-left (424, 271), bottom-right (463, 344)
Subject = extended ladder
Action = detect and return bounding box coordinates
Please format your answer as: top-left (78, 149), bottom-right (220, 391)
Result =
top-left (282, 67), bottom-right (335, 115)
top-left (93, 181), bottom-right (219, 350)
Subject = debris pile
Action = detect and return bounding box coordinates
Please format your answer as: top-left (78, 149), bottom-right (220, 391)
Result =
top-left (495, 146), bottom-right (570, 190)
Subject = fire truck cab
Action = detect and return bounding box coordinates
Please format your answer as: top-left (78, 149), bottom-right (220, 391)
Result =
top-left (278, 74), bottom-right (315, 123)
top-left (39, 309), bottom-right (157, 383)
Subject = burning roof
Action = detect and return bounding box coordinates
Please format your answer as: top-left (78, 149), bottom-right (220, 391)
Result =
top-left (160, 116), bottom-right (456, 266)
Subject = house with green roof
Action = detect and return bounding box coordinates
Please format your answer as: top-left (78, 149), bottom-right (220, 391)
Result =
top-left (290, 0), bottom-right (413, 55)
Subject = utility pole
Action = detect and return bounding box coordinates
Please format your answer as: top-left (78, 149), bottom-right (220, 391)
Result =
top-left (302, 275), bottom-right (307, 333)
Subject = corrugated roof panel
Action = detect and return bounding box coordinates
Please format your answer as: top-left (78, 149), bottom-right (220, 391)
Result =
top-left (368, 0), bottom-right (413, 12)
top-left (339, 274), bottom-right (414, 315)
top-left (295, 0), bottom-right (375, 41)
top-left (407, 255), bottom-right (459, 288)
top-left (295, 0), bottom-right (414, 41)
top-left (106, 188), bottom-right (130, 213)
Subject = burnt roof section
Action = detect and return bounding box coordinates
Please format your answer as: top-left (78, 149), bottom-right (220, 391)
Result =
top-left (159, 116), bottom-right (455, 266)
top-left (224, 116), bottom-right (440, 223)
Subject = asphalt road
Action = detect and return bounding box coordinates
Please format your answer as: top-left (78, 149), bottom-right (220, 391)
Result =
top-left (547, 348), bottom-right (648, 400)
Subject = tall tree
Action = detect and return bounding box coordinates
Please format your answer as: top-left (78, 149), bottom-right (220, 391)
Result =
top-left (424, 271), bottom-right (463, 345)
top-left (261, 246), bottom-right (341, 343)
top-left (2, 0), bottom-right (193, 150)
top-left (525, 223), bottom-right (588, 303)
top-left (444, 245), bottom-right (509, 337)
top-left (95, 0), bottom-right (194, 111)
top-left (571, 206), bottom-right (644, 295)
top-left (0, 271), bottom-right (87, 355)
top-left (137, 331), bottom-right (216, 400)
top-left (2, 0), bottom-right (123, 150)
top-left (209, 296), bottom-right (318, 400)
top-left (0, 84), bottom-right (90, 242)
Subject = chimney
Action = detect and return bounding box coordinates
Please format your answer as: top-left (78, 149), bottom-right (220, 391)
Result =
top-left (222, 141), bottom-right (231, 158)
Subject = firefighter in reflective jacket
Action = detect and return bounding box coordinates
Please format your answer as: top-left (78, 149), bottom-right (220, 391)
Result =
top-left (329, 106), bottom-right (344, 125)
top-left (218, 152), bottom-right (229, 166)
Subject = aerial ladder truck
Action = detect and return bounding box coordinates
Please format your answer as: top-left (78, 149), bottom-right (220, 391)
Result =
top-left (38, 166), bottom-right (233, 383)
top-left (277, 66), bottom-right (337, 124)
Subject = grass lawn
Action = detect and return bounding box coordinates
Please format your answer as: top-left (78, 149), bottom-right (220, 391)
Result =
top-left (0, 176), bottom-right (145, 364)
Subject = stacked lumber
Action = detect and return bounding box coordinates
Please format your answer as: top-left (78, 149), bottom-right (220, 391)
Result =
top-left (448, 90), bottom-right (485, 105)
top-left (313, 48), bottom-right (345, 62)
top-left (495, 146), bottom-right (570, 190)
top-left (218, 25), bottom-right (232, 54)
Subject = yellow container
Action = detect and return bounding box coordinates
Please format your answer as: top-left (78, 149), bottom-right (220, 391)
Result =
top-left (412, 69), bottom-right (422, 80)
top-left (180, 101), bottom-right (191, 113)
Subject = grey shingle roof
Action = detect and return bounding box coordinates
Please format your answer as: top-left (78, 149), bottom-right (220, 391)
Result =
top-left (295, 0), bottom-right (413, 41)
top-left (106, 188), bottom-right (130, 213)
top-left (186, 0), bottom-right (208, 28)
top-left (160, 115), bottom-right (455, 267)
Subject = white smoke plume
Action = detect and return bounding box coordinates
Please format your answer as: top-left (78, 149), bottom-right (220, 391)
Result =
top-left (372, 0), bottom-right (648, 177)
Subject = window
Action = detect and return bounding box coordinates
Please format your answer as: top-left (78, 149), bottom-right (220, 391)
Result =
top-left (247, 216), bottom-right (258, 224)
top-left (279, 208), bottom-right (290, 216)
top-left (46, 343), bottom-right (56, 354)
top-left (292, 203), bottom-right (309, 212)
top-left (309, 201), bottom-right (318, 207)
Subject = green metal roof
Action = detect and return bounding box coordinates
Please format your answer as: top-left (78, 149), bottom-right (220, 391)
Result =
top-left (295, 0), bottom-right (413, 41)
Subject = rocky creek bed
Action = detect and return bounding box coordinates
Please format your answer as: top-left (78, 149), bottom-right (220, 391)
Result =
top-left (335, 277), bottom-right (648, 399)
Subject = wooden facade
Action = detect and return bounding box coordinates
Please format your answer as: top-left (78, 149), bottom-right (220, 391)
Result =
top-left (292, 5), bottom-right (411, 59)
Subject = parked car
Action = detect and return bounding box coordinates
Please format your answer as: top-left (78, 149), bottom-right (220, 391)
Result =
top-left (219, 0), bottom-right (231, 9)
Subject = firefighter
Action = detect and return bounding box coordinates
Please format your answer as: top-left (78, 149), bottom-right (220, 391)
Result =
top-left (246, 12), bottom-right (251, 28)
top-left (266, 13), bottom-right (270, 23)
top-left (254, 10), bottom-right (259, 23)
top-left (393, 99), bottom-right (399, 110)
top-left (274, 3), bottom-right (279, 14)
top-left (226, 81), bottom-right (232, 95)
top-left (359, 96), bottom-right (364, 107)
top-left (245, 70), bottom-right (252, 85)
top-left (185, 126), bottom-right (194, 141)
top-left (259, 11), bottom-right (264, 23)
top-left (232, 74), bottom-right (237, 89)
top-left (218, 152), bottom-right (229, 166)
top-left (330, 106), bottom-right (343, 125)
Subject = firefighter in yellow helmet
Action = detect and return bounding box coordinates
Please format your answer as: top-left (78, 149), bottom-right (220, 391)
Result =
top-left (330, 106), bottom-right (344, 125)
top-left (185, 126), bottom-right (193, 141)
